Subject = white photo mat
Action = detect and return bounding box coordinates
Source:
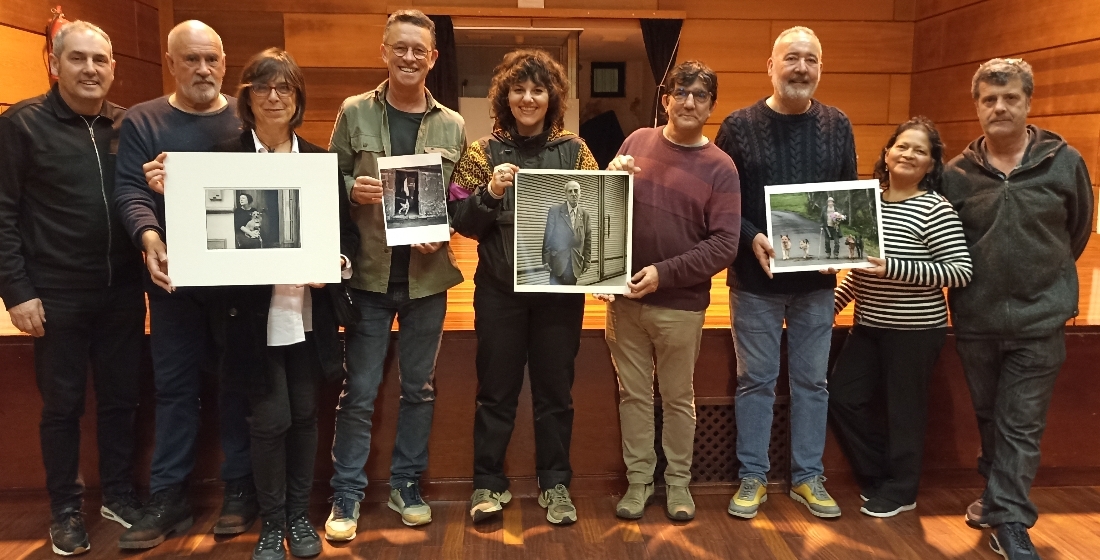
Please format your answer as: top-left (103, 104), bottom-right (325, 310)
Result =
top-left (163, 152), bottom-right (341, 286)
top-left (764, 179), bottom-right (885, 273)
top-left (512, 169), bottom-right (633, 294)
top-left (377, 153), bottom-right (450, 246)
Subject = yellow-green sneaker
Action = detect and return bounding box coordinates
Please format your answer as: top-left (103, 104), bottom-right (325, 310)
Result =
top-left (789, 476), bottom-right (841, 518)
top-left (728, 477), bottom-right (767, 519)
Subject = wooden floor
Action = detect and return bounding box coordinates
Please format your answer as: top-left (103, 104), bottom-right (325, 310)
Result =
top-left (2, 485), bottom-right (1099, 559)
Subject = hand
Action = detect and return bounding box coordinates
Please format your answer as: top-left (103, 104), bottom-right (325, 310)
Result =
top-left (141, 230), bottom-right (173, 292)
top-left (625, 265), bottom-right (659, 299)
top-left (607, 154), bottom-right (641, 174)
top-left (819, 267), bottom-right (839, 275)
top-left (489, 163), bottom-right (519, 197)
top-left (296, 282), bottom-right (326, 288)
top-left (412, 241), bottom-right (444, 254)
top-left (144, 152), bottom-right (168, 194)
top-left (593, 293), bottom-right (616, 303)
top-left (350, 175), bottom-right (383, 205)
top-left (752, 233), bottom-right (776, 279)
top-left (8, 298), bottom-right (46, 337)
top-left (865, 256), bottom-right (886, 278)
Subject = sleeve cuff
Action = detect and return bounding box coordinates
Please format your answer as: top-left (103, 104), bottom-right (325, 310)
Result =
top-left (340, 254), bottom-right (353, 279)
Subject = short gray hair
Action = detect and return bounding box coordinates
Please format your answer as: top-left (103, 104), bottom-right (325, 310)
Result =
top-left (972, 58), bottom-right (1034, 100)
top-left (773, 26), bottom-right (820, 54)
top-left (53, 20), bottom-right (112, 59)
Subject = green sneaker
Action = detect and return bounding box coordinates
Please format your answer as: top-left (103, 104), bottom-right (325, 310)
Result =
top-left (665, 485), bottom-right (695, 521)
top-left (615, 482), bottom-right (655, 519)
top-left (728, 477), bottom-right (767, 519)
top-left (469, 488), bottom-right (512, 523)
top-left (538, 484), bottom-right (577, 525)
top-left (789, 475), bottom-right (841, 518)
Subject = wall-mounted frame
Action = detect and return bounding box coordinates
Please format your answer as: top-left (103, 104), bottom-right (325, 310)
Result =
top-left (590, 61), bottom-right (626, 97)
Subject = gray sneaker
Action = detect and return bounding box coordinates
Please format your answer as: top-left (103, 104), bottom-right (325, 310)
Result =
top-left (665, 485), bottom-right (695, 521)
top-left (538, 484), bottom-right (577, 525)
top-left (388, 481), bottom-right (432, 526)
top-left (469, 488), bottom-right (512, 523)
top-left (728, 477), bottom-right (768, 519)
top-left (615, 482), bottom-right (655, 519)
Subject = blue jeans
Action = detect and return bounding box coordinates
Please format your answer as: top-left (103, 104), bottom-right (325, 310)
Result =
top-left (330, 285), bottom-right (446, 500)
top-left (956, 330), bottom-right (1065, 528)
top-left (147, 288), bottom-right (253, 494)
top-left (731, 288), bottom-right (834, 484)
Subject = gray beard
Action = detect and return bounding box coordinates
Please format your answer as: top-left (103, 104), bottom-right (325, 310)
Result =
top-left (781, 82), bottom-right (816, 103)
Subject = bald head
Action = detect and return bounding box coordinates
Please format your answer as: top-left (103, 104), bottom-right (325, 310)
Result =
top-left (165, 20), bottom-right (227, 112)
top-left (767, 26), bottom-right (822, 112)
top-left (771, 26), bottom-right (821, 59)
top-left (565, 180), bottom-right (580, 207)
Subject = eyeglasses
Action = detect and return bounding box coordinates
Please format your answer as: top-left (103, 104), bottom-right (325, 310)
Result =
top-left (385, 43), bottom-right (430, 60)
top-left (670, 87), bottom-right (712, 104)
top-left (250, 83), bottom-right (293, 97)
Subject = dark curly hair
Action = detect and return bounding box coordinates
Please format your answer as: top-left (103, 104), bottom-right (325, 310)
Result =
top-left (488, 49), bottom-right (570, 134)
top-left (236, 48), bottom-right (306, 131)
top-left (872, 116), bottom-right (945, 191)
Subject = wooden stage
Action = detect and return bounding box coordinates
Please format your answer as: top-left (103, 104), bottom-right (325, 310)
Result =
top-left (1, 485), bottom-right (1099, 559)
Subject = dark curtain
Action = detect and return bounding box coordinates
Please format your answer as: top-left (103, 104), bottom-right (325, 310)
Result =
top-left (426, 15), bottom-right (459, 111)
top-left (640, 19), bottom-right (682, 127)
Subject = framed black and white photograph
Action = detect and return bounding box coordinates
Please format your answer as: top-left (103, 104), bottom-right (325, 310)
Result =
top-left (378, 153), bottom-right (449, 246)
top-left (513, 169), bottom-right (633, 294)
top-left (764, 179), bottom-right (885, 273)
top-left (163, 152), bottom-right (341, 286)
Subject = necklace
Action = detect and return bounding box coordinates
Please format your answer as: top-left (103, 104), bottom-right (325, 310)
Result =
top-left (258, 136), bottom-right (292, 153)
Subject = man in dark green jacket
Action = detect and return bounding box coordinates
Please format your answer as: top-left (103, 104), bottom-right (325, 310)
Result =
top-left (939, 58), bottom-right (1093, 560)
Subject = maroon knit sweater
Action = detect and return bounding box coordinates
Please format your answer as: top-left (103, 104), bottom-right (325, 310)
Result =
top-left (618, 127), bottom-right (741, 311)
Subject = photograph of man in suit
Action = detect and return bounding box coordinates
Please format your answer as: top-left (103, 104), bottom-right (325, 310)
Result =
top-left (542, 180), bottom-right (591, 285)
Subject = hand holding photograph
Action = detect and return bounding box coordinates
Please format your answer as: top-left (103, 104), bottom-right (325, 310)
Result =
top-left (513, 169), bottom-right (633, 293)
top-left (764, 179), bottom-right (885, 273)
top-left (163, 152), bottom-right (341, 286)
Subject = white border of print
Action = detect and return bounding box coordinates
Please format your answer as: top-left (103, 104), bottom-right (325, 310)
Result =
top-left (764, 179), bottom-right (885, 273)
top-left (512, 168), bottom-right (633, 294)
top-left (163, 152), bottom-right (341, 286)
top-left (377, 153), bottom-right (450, 246)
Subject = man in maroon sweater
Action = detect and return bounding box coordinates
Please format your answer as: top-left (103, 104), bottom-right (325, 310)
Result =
top-left (603, 61), bottom-right (741, 522)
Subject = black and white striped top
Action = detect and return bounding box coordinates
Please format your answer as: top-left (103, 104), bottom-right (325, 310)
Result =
top-left (835, 190), bottom-right (972, 329)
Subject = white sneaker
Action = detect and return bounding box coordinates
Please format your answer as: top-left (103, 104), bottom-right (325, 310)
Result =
top-left (469, 488), bottom-right (512, 523)
top-left (324, 496), bottom-right (360, 542)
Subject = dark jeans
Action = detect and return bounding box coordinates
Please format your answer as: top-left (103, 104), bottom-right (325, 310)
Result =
top-left (956, 330), bottom-right (1066, 527)
top-left (828, 324), bottom-right (946, 505)
top-left (147, 288), bottom-right (252, 494)
top-left (34, 285), bottom-right (145, 517)
top-left (250, 341), bottom-right (319, 522)
top-left (330, 285), bottom-right (447, 500)
top-left (472, 281), bottom-right (584, 492)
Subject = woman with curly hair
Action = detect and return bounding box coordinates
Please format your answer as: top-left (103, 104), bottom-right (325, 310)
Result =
top-left (449, 49), bottom-right (598, 526)
top-left (829, 116), bottom-right (973, 518)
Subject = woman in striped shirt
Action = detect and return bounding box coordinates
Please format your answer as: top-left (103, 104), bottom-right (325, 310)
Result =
top-left (829, 116), bottom-right (972, 518)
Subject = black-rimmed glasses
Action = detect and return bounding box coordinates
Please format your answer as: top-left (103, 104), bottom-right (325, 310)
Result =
top-left (250, 83), bottom-right (293, 97)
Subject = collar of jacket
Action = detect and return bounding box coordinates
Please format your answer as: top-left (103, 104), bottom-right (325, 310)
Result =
top-left (45, 81), bottom-right (122, 123)
top-left (368, 79), bottom-right (442, 114)
top-left (963, 124), bottom-right (1066, 178)
top-left (490, 125), bottom-right (575, 151)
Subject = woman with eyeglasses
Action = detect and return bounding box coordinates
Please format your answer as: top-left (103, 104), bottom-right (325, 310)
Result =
top-left (829, 116), bottom-right (972, 518)
top-left (449, 49), bottom-right (598, 526)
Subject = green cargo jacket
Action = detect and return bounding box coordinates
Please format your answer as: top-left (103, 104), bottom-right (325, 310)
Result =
top-left (330, 80), bottom-right (465, 298)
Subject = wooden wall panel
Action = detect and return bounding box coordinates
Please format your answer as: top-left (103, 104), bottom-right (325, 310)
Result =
top-left (676, 20), bottom-right (773, 73)
top-left (769, 21), bottom-right (914, 74)
top-left (112, 55), bottom-right (167, 108)
top-left (301, 67), bottom-right (390, 121)
top-left (893, 0), bottom-right (916, 21)
top-left (914, 0), bottom-right (1100, 72)
top-left (175, 0), bottom-right (388, 13)
top-left (0, 25), bottom-right (50, 105)
top-left (915, 0), bottom-right (983, 20)
top-left (683, 0), bottom-right (895, 21)
top-left (888, 73), bottom-right (911, 123)
top-left (0, 0), bottom-right (161, 64)
top-left (853, 125), bottom-right (895, 176)
top-left (174, 10), bottom-right (285, 65)
top-left (283, 13), bottom-right (388, 69)
top-left (544, 0), bottom-right (659, 9)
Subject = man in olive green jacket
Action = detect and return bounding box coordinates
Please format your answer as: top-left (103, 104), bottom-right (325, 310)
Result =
top-left (324, 10), bottom-right (464, 538)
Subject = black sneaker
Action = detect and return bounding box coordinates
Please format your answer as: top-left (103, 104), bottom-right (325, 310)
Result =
top-left (990, 522), bottom-right (1040, 560)
top-left (49, 509), bottom-right (90, 556)
top-left (966, 496), bottom-right (991, 529)
top-left (101, 491), bottom-right (144, 529)
top-left (252, 519), bottom-right (287, 560)
top-left (859, 497), bottom-right (916, 518)
top-left (286, 512), bottom-right (322, 558)
top-left (118, 486), bottom-right (193, 550)
top-left (215, 476), bottom-right (259, 535)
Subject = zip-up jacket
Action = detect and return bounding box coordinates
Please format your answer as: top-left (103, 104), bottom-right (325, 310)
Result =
top-left (939, 125), bottom-right (1093, 338)
top-left (0, 83), bottom-right (142, 309)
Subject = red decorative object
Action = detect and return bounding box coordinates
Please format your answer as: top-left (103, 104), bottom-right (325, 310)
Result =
top-left (44, 6), bottom-right (69, 84)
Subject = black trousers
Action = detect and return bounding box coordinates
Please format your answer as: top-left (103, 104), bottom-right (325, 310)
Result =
top-left (34, 284), bottom-right (146, 517)
top-left (472, 281), bottom-right (584, 492)
top-left (828, 324), bottom-right (946, 505)
top-left (249, 340), bottom-right (320, 522)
